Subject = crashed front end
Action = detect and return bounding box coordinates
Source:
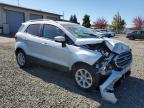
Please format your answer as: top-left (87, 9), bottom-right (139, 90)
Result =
top-left (98, 41), bottom-right (132, 103)
top-left (86, 39), bottom-right (132, 103)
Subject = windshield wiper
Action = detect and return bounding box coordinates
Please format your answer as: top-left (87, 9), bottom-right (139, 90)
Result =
top-left (83, 33), bottom-right (98, 38)
top-left (83, 33), bottom-right (95, 35)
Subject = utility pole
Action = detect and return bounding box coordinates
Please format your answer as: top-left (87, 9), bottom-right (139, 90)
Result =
top-left (18, 0), bottom-right (20, 6)
top-left (62, 11), bottom-right (64, 20)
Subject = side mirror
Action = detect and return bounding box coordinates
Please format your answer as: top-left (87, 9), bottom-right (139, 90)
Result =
top-left (54, 36), bottom-right (66, 47)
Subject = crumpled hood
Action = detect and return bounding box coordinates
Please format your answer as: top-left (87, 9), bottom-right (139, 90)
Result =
top-left (75, 38), bottom-right (131, 54)
top-left (75, 38), bottom-right (104, 45)
top-left (104, 38), bottom-right (130, 54)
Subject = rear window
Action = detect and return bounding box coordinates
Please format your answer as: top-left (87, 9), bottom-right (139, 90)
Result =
top-left (26, 24), bottom-right (41, 36)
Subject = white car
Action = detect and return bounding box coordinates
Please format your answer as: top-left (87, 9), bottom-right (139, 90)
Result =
top-left (93, 29), bottom-right (115, 38)
top-left (15, 19), bottom-right (132, 103)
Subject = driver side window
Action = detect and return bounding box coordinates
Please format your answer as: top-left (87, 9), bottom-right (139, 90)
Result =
top-left (43, 24), bottom-right (65, 40)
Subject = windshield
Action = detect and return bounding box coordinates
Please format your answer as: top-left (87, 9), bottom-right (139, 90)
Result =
top-left (63, 24), bottom-right (98, 39)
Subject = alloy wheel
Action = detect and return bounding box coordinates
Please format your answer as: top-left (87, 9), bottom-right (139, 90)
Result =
top-left (75, 69), bottom-right (93, 89)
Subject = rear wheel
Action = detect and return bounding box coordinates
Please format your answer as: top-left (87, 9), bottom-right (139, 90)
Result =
top-left (129, 36), bottom-right (135, 40)
top-left (72, 64), bottom-right (100, 91)
top-left (16, 50), bottom-right (29, 68)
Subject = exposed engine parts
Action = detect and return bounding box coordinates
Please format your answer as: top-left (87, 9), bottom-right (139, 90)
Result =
top-left (96, 53), bottom-right (114, 75)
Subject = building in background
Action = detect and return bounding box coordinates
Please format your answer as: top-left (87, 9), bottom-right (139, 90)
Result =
top-left (0, 3), bottom-right (62, 36)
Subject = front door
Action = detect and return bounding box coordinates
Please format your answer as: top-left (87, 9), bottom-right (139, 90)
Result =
top-left (140, 31), bottom-right (144, 39)
top-left (41, 24), bottom-right (72, 67)
top-left (135, 31), bottom-right (141, 39)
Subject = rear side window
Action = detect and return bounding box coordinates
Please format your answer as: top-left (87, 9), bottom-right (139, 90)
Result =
top-left (43, 24), bottom-right (65, 40)
top-left (26, 24), bottom-right (41, 36)
top-left (18, 24), bottom-right (25, 32)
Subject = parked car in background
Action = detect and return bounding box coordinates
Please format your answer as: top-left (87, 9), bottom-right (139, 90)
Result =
top-left (126, 31), bottom-right (136, 38)
top-left (100, 29), bottom-right (115, 37)
top-left (15, 19), bottom-right (132, 103)
top-left (92, 29), bottom-right (108, 37)
top-left (93, 29), bottom-right (115, 38)
top-left (107, 30), bottom-right (115, 37)
top-left (126, 30), bottom-right (144, 40)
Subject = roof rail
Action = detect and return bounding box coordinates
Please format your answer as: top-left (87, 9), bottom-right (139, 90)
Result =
top-left (26, 19), bottom-right (53, 22)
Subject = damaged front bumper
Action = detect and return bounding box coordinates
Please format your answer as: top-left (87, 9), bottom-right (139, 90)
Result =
top-left (99, 67), bottom-right (130, 104)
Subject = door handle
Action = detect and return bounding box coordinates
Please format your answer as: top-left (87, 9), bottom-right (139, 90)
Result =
top-left (41, 43), bottom-right (54, 48)
top-left (41, 43), bottom-right (48, 46)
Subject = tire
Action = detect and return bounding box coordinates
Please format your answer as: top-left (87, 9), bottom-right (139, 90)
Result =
top-left (125, 71), bottom-right (131, 77)
top-left (16, 50), bottom-right (29, 68)
top-left (108, 35), bottom-right (111, 38)
top-left (129, 36), bottom-right (135, 40)
top-left (72, 64), bottom-right (100, 91)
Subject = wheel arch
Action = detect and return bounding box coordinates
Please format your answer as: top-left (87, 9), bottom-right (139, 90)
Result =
top-left (15, 41), bottom-right (28, 55)
top-left (71, 61), bottom-right (94, 72)
top-left (15, 47), bottom-right (25, 55)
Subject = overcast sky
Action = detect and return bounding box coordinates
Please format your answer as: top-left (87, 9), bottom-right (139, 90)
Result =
top-left (0, 0), bottom-right (144, 27)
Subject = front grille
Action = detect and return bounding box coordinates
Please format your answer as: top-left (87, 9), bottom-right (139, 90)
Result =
top-left (115, 51), bottom-right (132, 67)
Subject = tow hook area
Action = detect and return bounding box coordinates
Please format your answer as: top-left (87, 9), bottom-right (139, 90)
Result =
top-left (99, 70), bottom-right (125, 104)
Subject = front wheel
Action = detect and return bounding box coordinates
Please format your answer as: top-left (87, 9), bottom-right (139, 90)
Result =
top-left (72, 64), bottom-right (100, 91)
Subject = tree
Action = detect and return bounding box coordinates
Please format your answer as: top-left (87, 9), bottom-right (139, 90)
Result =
top-left (82, 14), bottom-right (91, 28)
top-left (93, 18), bottom-right (107, 29)
top-left (111, 12), bottom-right (126, 33)
top-left (69, 15), bottom-right (73, 22)
top-left (69, 14), bottom-right (78, 24)
top-left (133, 16), bottom-right (144, 30)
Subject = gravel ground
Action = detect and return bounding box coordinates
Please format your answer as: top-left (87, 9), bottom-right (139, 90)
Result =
top-left (0, 35), bottom-right (144, 108)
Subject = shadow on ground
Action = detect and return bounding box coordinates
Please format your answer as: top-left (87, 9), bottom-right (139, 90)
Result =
top-left (132, 39), bottom-right (144, 41)
top-left (23, 64), bottom-right (144, 108)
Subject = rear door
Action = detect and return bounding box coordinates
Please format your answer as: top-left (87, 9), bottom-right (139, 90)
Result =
top-left (25, 24), bottom-right (46, 58)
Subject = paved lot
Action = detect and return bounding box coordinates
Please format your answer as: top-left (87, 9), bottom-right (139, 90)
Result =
top-left (0, 35), bottom-right (144, 108)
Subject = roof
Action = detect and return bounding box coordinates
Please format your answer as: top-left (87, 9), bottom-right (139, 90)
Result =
top-left (23, 19), bottom-right (54, 24)
top-left (56, 21), bottom-right (80, 26)
top-left (0, 2), bottom-right (62, 16)
top-left (23, 19), bottom-right (75, 25)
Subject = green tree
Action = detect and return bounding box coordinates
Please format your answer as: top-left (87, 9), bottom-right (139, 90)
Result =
top-left (69, 14), bottom-right (78, 24)
top-left (69, 15), bottom-right (73, 22)
top-left (82, 14), bottom-right (91, 28)
top-left (111, 12), bottom-right (126, 33)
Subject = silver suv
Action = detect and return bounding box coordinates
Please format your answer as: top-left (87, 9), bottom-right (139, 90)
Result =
top-left (15, 19), bottom-right (132, 103)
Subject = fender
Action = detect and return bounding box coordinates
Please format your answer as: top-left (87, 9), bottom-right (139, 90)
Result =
top-left (69, 50), bottom-right (102, 70)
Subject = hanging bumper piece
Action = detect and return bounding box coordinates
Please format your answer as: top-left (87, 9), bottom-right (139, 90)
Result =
top-left (99, 70), bottom-right (125, 104)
